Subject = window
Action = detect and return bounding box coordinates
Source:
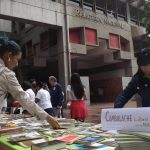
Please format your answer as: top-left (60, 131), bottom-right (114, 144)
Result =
top-left (96, 0), bottom-right (106, 15)
top-left (85, 28), bottom-right (97, 45)
top-left (109, 33), bottom-right (120, 49)
top-left (130, 6), bottom-right (138, 25)
top-left (83, 0), bottom-right (94, 11)
top-left (107, 0), bottom-right (117, 18)
top-left (117, 1), bottom-right (127, 21)
top-left (139, 10), bottom-right (145, 27)
top-left (69, 28), bottom-right (81, 44)
top-left (69, 0), bottom-right (81, 6)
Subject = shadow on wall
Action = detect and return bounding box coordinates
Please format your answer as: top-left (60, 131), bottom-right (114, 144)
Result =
top-left (90, 77), bottom-right (122, 103)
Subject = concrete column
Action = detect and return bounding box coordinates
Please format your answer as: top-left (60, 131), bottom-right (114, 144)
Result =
top-left (57, 27), bottom-right (69, 92)
top-left (126, 2), bottom-right (131, 23)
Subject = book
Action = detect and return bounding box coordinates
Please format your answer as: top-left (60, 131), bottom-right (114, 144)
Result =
top-left (57, 118), bottom-right (75, 129)
top-left (119, 131), bottom-right (150, 140)
top-left (66, 143), bottom-right (115, 150)
top-left (114, 132), bottom-right (150, 150)
top-left (9, 131), bottom-right (42, 142)
top-left (31, 140), bottom-right (66, 150)
top-left (16, 138), bottom-right (49, 148)
top-left (76, 129), bottom-right (96, 135)
top-left (56, 135), bottom-right (82, 143)
top-left (75, 135), bottom-right (105, 145)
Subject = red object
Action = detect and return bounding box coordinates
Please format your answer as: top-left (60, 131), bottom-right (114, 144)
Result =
top-left (85, 28), bottom-right (97, 45)
top-left (57, 135), bottom-right (81, 143)
top-left (69, 28), bottom-right (81, 44)
top-left (11, 101), bottom-right (20, 107)
top-left (70, 100), bottom-right (88, 121)
top-left (109, 33), bottom-right (120, 49)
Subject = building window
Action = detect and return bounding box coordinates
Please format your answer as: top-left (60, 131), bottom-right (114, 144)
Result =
top-left (85, 28), bottom-right (97, 45)
top-left (69, 0), bottom-right (81, 6)
top-left (109, 33), bottom-right (120, 50)
top-left (96, 0), bottom-right (106, 15)
top-left (83, 0), bottom-right (94, 11)
top-left (130, 6), bottom-right (138, 25)
top-left (69, 28), bottom-right (82, 44)
top-left (107, 0), bottom-right (117, 18)
top-left (139, 10), bottom-right (145, 27)
top-left (117, 1), bottom-right (127, 21)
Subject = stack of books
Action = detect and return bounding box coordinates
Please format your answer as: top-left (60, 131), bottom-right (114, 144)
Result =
top-left (115, 131), bottom-right (150, 150)
top-left (32, 140), bottom-right (66, 150)
top-left (56, 118), bottom-right (75, 129)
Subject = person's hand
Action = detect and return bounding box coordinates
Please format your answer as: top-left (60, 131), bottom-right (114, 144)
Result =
top-left (46, 115), bottom-right (60, 129)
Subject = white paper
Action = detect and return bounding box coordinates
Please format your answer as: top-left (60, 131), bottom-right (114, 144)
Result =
top-left (101, 107), bottom-right (150, 132)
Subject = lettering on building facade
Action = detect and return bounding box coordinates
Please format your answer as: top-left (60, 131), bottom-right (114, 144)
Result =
top-left (74, 8), bottom-right (124, 29)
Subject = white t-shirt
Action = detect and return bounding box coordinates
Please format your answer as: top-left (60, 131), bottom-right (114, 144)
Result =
top-left (36, 88), bottom-right (52, 110)
top-left (0, 98), bottom-right (7, 113)
top-left (26, 89), bottom-right (35, 102)
top-left (66, 85), bottom-right (84, 100)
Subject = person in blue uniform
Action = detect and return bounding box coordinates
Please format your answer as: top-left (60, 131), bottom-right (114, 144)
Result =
top-left (115, 48), bottom-right (150, 108)
top-left (49, 76), bottom-right (64, 117)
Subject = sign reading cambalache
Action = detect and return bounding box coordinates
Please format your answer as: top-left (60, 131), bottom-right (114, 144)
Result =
top-left (74, 8), bottom-right (123, 29)
top-left (101, 108), bottom-right (150, 132)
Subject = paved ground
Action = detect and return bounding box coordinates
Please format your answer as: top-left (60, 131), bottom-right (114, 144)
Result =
top-left (63, 100), bottom-right (138, 123)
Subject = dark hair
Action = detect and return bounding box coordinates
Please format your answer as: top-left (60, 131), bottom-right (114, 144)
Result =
top-left (30, 79), bottom-right (37, 88)
top-left (71, 73), bottom-right (84, 99)
top-left (36, 81), bottom-right (43, 88)
top-left (21, 81), bottom-right (32, 91)
top-left (0, 36), bottom-right (21, 57)
top-left (137, 48), bottom-right (150, 66)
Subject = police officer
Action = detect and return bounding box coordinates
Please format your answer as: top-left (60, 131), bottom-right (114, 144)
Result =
top-left (115, 48), bottom-right (150, 108)
top-left (0, 36), bottom-right (60, 129)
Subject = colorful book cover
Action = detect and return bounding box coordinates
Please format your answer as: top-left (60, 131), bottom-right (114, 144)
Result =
top-left (75, 135), bottom-right (105, 145)
top-left (56, 135), bottom-right (82, 143)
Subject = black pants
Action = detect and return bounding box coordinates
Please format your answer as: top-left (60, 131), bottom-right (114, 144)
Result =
top-left (44, 108), bottom-right (54, 116)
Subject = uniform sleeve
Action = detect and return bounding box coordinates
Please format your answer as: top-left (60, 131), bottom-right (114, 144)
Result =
top-left (36, 91), bottom-right (41, 100)
top-left (114, 76), bottom-right (138, 108)
top-left (5, 71), bottom-right (48, 120)
top-left (57, 84), bottom-right (64, 106)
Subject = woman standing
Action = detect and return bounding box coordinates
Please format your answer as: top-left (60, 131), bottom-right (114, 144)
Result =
top-left (66, 73), bottom-right (88, 122)
top-left (0, 36), bottom-right (59, 129)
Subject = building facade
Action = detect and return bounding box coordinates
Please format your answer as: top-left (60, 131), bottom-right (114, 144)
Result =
top-left (0, 0), bottom-right (146, 103)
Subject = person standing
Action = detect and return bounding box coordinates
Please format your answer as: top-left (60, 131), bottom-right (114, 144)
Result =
top-left (0, 36), bottom-right (59, 128)
top-left (22, 81), bottom-right (35, 114)
top-left (66, 73), bottom-right (88, 122)
top-left (0, 97), bottom-right (7, 113)
top-left (35, 81), bottom-right (53, 116)
top-left (49, 76), bottom-right (64, 117)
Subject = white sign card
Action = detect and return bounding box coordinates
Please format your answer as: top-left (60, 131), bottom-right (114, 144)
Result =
top-left (101, 108), bottom-right (150, 132)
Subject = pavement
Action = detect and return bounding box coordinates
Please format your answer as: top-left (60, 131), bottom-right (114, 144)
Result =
top-left (63, 100), bottom-right (138, 123)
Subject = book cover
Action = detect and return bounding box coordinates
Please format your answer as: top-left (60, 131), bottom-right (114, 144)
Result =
top-left (31, 140), bottom-right (66, 150)
top-left (56, 135), bottom-right (82, 143)
top-left (9, 131), bottom-right (42, 142)
top-left (75, 135), bottom-right (105, 145)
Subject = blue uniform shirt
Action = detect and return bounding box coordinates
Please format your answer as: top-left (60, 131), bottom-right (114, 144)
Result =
top-left (114, 73), bottom-right (150, 108)
top-left (49, 83), bottom-right (64, 107)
